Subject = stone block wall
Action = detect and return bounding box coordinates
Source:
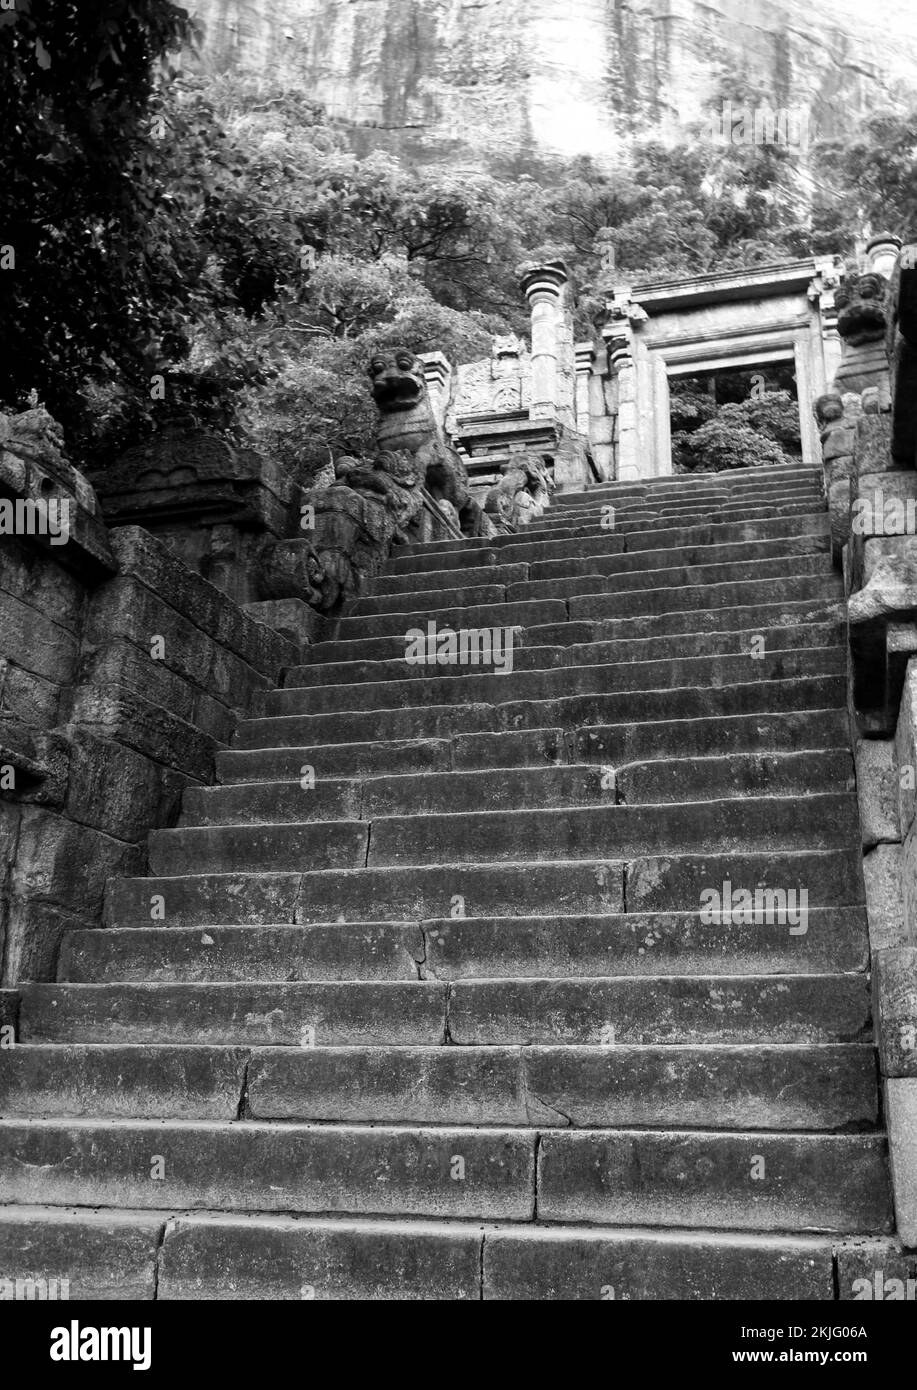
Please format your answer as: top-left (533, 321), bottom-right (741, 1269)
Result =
top-left (840, 252), bottom-right (917, 1250)
top-left (1, 419), bottom-right (298, 987)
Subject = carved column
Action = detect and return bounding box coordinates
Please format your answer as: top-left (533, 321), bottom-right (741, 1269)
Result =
top-left (420, 352), bottom-right (452, 429)
top-left (574, 343), bottom-right (595, 436)
top-left (520, 261), bottom-right (569, 422)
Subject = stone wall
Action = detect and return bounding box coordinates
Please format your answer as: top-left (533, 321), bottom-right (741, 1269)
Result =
top-left (1, 416), bottom-right (297, 986)
top-left (840, 248), bottom-right (917, 1250)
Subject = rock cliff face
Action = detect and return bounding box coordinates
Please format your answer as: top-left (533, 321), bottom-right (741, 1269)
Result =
top-left (188, 0), bottom-right (917, 171)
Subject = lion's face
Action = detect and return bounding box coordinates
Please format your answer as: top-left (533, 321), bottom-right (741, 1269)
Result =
top-left (835, 273), bottom-right (888, 345)
top-left (368, 350), bottom-right (427, 412)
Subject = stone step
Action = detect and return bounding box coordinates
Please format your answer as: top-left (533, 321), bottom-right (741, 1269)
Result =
top-left (61, 922), bottom-right (428, 984)
top-left (535, 1129), bottom-right (890, 1233)
top-left (558, 463), bottom-right (822, 495)
top-left (542, 487), bottom-right (823, 520)
top-left (155, 1214), bottom-right (838, 1300)
top-left (182, 751), bottom-right (853, 827)
top-left (348, 555), bottom-right (835, 620)
top-left (384, 514), bottom-right (831, 574)
top-left (511, 552), bottom-right (833, 604)
top-left (374, 534), bottom-right (830, 596)
top-left (493, 502), bottom-right (825, 538)
top-left (105, 848), bottom-right (864, 928)
top-left (61, 904), bottom-right (869, 985)
top-left (332, 576), bottom-right (839, 642)
top-left (0, 1207), bottom-right (846, 1300)
top-left (21, 975), bottom-right (868, 1049)
top-left (0, 1119), bottom-right (888, 1230)
top-left (567, 575), bottom-right (841, 624)
top-left (149, 792), bottom-right (860, 875)
top-left (335, 597), bottom-right (567, 641)
top-left (0, 1206), bottom-right (166, 1300)
top-left (0, 1042), bottom-right (877, 1130)
top-left (289, 624), bottom-right (845, 690)
top-left (308, 598), bottom-right (844, 665)
top-left (217, 737), bottom-right (454, 783)
top-left (571, 708), bottom-right (850, 765)
top-left (269, 650), bottom-right (846, 719)
top-left (592, 597), bottom-right (845, 643)
top-left (242, 1044), bottom-right (875, 1129)
top-left (235, 674), bottom-right (846, 749)
top-left (397, 504), bottom-right (825, 558)
top-left (0, 1044), bottom-right (249, 1119)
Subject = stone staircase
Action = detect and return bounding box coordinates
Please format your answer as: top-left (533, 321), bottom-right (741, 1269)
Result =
top-left (0, 463), bottom-right (894, 1299)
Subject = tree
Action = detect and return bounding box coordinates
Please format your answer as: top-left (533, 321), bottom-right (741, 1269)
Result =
top-left (0, 1), bottom-right (194, 449)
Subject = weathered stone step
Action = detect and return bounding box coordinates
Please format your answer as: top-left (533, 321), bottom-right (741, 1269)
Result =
top-left (105, 849), bottom-right (863, 930)
top-left (20, 981), bottom-right (448, 1046)
top-left (310, 598), bottom-right (843, 665)
top-left (0, 1120), bottom-right (888, 1230)
top-left (149, 818), bottom-right (371, 874)
top-left (511, 551), bottom-right (832, 602)
top-left (0, 1044), bottom-right (249, 1119)
top-left (384, 514), bottom-right (831, 574)
top-left (573, 709), bottom-right (850, 765)
top-left (0, 1207), bottom-right (166, 1300)
top-left (503, 502), bottom-right (825, 538)
top-left (542, 486), bottom-right (823, 519)
top-left (352, 550), bottom-right (839, 622)
top-left (244, 1044), bottom-right (876, 1129)
top-left (0, 1043), bottom-right (876, 1130)
top-left (398, 506), bottom-right (825, 558)
top-left (149, 792), bottom-right (859, 875)
top-left (0, 1120), bottom-right (537, 1220)
top-left (348, 556), bottom-right (835, 620)
top-left (269, 650), bottom-right (845, 719)
top-left (445, 974), bottom-right (870, 1045)
top-left (559, 463), bottom-right (822, 495)
top-left (333, 576), bottom-right (839, 642)
top-left (290, 624), bottom-right (844, 690)
top-left (61, 922), bottom-right (427, 983)
top-left (217, 737), bottom-right (452, 783)
top-left (335, 596), bottom-right (566, 640)
top-left (567, 575), bottom-right (841, 625)
top-left (61, 904), bottom-right (868, 984)
top-left (21, 975), bottom-right (868, 1049)
top-left (535, 1129), bottom-right (890, 1233)
top-left (0, 1208), bottom-right (844, 1300)
top-left (182, 751), bottom-right (852, 828)
top-left (235, 674), bottom-right (846, 749)
top-left (479, 1224), bottom-right (838, 1301)
top-left (374, 534), bottom-right (829, 596)
top-left (420, 906), bottom-right (868, 978)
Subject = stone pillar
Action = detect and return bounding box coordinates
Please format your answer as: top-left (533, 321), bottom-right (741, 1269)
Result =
top-left (520, 261), bottom-right (568, 422)
top-left (867, 233), bottom-right (903, 281)
top-left (420, 351), bottom-right (452, 429)
top-left (603, 316), bottom-right (639, 481)
top-left (574, 343), bottom-right (595, 436)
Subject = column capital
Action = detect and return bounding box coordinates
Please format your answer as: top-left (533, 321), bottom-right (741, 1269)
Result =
top-left (520, 260), bottom-right (568, 306)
